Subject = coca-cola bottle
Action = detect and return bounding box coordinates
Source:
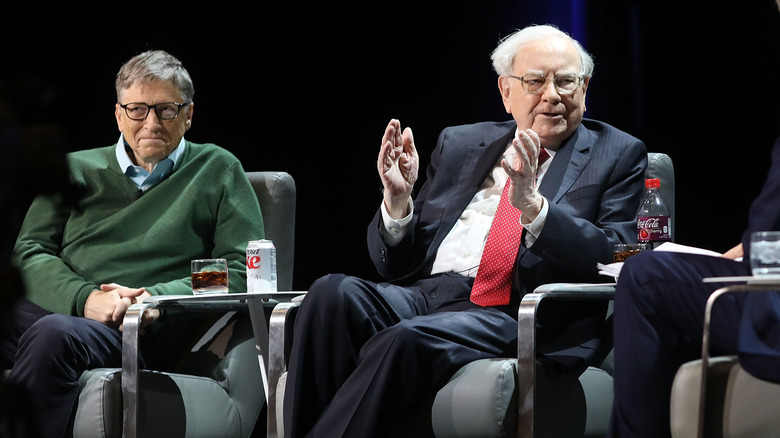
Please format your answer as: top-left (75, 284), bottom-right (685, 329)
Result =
top-left (637, 178), bottom-right (671, 248)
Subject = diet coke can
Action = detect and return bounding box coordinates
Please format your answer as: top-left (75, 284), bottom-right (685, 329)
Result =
top-left (246, 239), bottom-right (277, 292)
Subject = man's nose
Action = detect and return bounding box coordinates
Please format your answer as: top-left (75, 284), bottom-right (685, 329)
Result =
top-left (540, 80), bottom-right (562, 102)
top-left (143, 109), bottom-right (163, 127)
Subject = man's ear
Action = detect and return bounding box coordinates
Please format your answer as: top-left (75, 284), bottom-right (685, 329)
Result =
top-left (498, 76), bottom-right (512, 114)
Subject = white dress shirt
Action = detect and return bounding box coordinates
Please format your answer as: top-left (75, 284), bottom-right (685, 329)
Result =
top-left (380, 132), bottom-right (555, 277)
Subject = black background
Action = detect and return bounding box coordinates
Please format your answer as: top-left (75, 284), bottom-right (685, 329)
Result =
top-left (5, 1), bottom-right (780, 290)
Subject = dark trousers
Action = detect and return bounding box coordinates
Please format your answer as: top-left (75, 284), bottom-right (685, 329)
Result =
top-left (607, 251), bottom-right (750, 438)
top-left (0, 300), bottom-right (196, 438)
top-left (283, 272), bottom-right (518, 438)
top-left (1, 300), bottom-right (124, 438)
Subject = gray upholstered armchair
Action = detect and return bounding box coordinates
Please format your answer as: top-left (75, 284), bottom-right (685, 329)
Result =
top-left (73, 171), bottom-right (296, 438)
top-left (670, 282), bottom-right (780, 438)
top-left (268, 153), bottom-right (674, 438)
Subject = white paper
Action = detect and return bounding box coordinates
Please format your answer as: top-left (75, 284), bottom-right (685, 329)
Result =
top-left (652, 242), bottom-right (721, 257)
top-left (598, 242), bottom-right (723, 279)
top-left (597, 262), bottom-right (623, 278)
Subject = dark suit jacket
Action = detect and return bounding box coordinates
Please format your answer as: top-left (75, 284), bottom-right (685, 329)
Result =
top-left (368, 119), bottom-right (647, 291)
top-left (366, 119), bottom-right (647, 370)
top-left (738, 136), bottom-right (780, 382)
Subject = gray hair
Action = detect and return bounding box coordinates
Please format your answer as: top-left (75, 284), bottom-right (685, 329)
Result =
top-left (490, 25), bottom-right (594, 78)
top-left (115, 50), bottom-right (194, 103)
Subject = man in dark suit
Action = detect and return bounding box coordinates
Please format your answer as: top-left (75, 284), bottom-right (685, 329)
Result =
top-left (284, 24), bottom-right (647, 437)
top-left (607, 135), bottom-right (780, 438)
top-left (607, 0), bottom-right (780, 433)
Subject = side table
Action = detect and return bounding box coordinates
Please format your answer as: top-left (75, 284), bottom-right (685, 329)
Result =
top-left (121, 292), bottom-right (305, 438)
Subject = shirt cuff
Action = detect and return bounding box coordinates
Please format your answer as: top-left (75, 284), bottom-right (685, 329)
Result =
top-left (522, 196), bottom-right (548, 247)
top-left (379, 198), bottom-right (414, 246)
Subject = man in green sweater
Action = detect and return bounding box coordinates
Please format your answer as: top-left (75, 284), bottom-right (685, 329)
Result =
top-left (1, 50), bottom-right (263, 437)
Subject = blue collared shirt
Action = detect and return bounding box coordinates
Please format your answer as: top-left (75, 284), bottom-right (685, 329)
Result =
top-left (115, 134), bottom-right (185, 191)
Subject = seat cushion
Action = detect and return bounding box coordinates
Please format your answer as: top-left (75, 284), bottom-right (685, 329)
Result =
top-left (723, 362), bottom-right (780, 437)
top-left (672, 356), bottom-right (780, 438)
top-left (74, 368), bottom-right (242, 438)
top-left (579, 366), bottom-right (614, 437)
top-left (432, 359), bottom-right (518, 438)
top-left (671, 356), bottom-right (738, 438)
top-left (274, 358), bottom-right (612, 438)
top-left (431, 359), bottom-right (613, 438)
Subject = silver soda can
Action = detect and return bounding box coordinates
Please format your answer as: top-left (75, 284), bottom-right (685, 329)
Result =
top-left (246, 239), bottom-right (277, 292)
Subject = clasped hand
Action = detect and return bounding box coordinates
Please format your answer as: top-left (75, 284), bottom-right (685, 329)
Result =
top-left (502, 128), bottom-right (545, 222)
top-left (378, 119), bottom-right (419, 219)
top-left (84, 283), bottom-right (159, 332)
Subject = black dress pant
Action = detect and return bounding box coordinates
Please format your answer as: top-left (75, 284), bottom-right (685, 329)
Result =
top-left (607, 251), bottom-right (750, 438)
top-left (1, 300), bottom-right (124, 438)
top-left (0, 299), bottom-right (202, 438)
top-left (283, 272), bottom-right (518, 438)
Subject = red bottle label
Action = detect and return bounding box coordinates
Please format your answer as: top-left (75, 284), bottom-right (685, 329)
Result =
top-left (637, 216), bottom-right (671, 242)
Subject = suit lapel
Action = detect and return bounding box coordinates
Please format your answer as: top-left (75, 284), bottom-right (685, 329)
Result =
top-left (428, 126), bottom-right (515, 257)
top-left (539, 124), bottom-right (592, 203)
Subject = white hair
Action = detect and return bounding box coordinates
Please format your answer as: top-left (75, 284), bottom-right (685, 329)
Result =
top-left (490, 24), bottom-right (595, 78)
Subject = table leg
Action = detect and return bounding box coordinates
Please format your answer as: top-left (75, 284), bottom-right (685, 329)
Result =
top-left (247, 299), bottom-right (270, 404)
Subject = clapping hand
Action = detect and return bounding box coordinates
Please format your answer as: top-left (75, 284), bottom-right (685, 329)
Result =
top-left (502, 128), bottom-right (546, 221)
top-left (378, 119), bottom-right (419, 219)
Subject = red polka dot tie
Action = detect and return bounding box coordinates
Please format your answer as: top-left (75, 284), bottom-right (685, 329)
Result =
top-left (470, 148), bottom-right (549, 306)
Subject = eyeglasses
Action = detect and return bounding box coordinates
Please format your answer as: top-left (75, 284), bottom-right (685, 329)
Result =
top-left (119, 102), bottom-right (189, 121)
top-left (508, 74), bottom-right (583, 95)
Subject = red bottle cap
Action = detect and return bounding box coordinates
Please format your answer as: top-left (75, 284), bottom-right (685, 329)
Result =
top-left (645, 178), bottom-right (660, 188)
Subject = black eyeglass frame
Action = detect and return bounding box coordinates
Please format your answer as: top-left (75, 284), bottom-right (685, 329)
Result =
top-left (118, 102), bottom-right (190, 121)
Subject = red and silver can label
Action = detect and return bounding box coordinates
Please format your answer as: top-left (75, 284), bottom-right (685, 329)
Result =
top-left (246, 239), bottom-right (277, 292)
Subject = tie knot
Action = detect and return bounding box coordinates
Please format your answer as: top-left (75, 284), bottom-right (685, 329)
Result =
top-left (537, 148), bottom-right (550, 166)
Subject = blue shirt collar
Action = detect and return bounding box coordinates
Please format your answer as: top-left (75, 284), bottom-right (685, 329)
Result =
top-left (115, 134), bottom-right (186, 191)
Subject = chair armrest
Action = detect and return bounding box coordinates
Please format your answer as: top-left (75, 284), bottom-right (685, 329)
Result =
top-left (516, 283), bottom-right (616, 438)
top-left (121, 302), bottom-right (154, 438)
top-left (532, 282), bottom-right (617, 294)
top-left (267, 299), bottom-right (303, 438)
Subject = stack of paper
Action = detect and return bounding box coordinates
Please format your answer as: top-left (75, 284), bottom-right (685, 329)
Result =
top-left (598, 242), bottom-right (723, 280)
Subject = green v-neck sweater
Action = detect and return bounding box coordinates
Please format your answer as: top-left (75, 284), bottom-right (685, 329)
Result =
top-left (13, 141), bottom-right (264, 316)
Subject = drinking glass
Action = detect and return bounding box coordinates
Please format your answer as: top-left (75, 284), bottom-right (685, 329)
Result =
top-left (613, 243), bottom-right (650, 263)
top-left (750, 231), bottom-right (780, 277)
top-left (191, 258), bottom-right (229, 294)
